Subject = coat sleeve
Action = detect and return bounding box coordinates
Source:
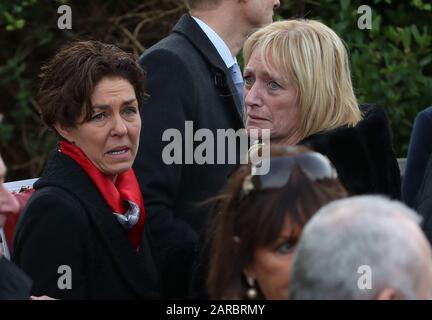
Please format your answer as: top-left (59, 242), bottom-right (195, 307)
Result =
top-left (12, 188), bottom-right (89, 299)
top-left (134, 48), bottom-right (199, 297)
top-left (403, 107), bottom-right (432, 207)
top-left (415, 153), bottom-right (432, 245)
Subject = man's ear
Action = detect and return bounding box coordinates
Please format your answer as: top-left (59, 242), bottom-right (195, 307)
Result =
top-left (53, 123), bottom-right (75, 143)
top-left (375, 288), bottom-right (403, 300)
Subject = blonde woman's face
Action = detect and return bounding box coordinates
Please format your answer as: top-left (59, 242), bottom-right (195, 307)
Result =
top-left (244, 49), bottom-right (301, 145)
top-left (244, 218), bottom-right (299, 300)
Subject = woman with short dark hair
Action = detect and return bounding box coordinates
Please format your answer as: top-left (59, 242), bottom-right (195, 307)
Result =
top-left (12, 40), bottom-right (159, 299)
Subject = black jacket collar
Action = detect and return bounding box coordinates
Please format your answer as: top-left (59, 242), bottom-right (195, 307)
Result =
top-left (34, 150), bottom-right (159, 298)
top-left (173, 14), bottom-right (244, 121)
top-left (300, 104), bottom-right (401, 198)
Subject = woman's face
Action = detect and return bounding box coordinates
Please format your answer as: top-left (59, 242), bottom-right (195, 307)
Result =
top-left (58, 77), bottom-right (141, 182)
top-left (244, 218), bottom-right (300, 300)
top-left (244, 48), bottom-right (301, 145)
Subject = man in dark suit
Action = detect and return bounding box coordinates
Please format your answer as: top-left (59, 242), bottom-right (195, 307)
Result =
top-left (134, 0), bottom-right (280, 298)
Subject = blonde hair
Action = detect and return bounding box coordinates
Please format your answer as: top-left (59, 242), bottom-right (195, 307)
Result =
top-left (243, 19), bottom-right (362, 139)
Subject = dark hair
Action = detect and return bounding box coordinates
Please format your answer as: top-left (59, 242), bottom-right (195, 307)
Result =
top-left (207, 145), bottom-right (347, 299)
top-left (38, 40), bottom-right (146, 129)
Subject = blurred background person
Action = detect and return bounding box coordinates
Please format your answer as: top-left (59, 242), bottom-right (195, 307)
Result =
top-left (242, 19), bottom-right (401, 199)
top-left (403, 106), bottom-right (432, 207)
top-left (0, 153), bottom-right (32, 300)
top-left (0, 155), bottom-right (20, 259)
top-left (1, 182), bottom-right (34, 255)
top-left (289, 195), bottom-right (432, 300)
top-left (204, 145), bottom-right (347, 299)
top-left (12, 40), bottom-right (160, 299)
top-left (414, 150), bottom-right (432, 245)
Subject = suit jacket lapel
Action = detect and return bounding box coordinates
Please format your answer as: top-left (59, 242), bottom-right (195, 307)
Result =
top-left (173, 14), bottom-right (244, 124)
top-left (36, 151), bottom-right (159, 298)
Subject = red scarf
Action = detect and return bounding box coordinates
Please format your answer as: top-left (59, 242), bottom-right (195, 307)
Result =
top-left (59, 140), bottom-right (145, 251)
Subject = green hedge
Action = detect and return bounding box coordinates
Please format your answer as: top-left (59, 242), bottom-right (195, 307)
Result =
top-left (284, 0), bottom-right (432, 158)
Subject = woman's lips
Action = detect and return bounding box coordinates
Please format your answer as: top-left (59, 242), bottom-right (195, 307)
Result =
top-left (106, 147), bottom-right (131, 159)
top-left (247, 115), bottom-right (268, 123)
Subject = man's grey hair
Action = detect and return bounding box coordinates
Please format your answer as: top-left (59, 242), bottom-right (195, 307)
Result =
top-left (288, 195), bottom-right (432, 299)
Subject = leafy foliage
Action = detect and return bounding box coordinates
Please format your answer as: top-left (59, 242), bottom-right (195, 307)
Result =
top-left (279, 0), bottom-right (432, 156)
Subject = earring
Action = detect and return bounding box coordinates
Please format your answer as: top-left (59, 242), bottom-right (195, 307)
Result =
top-left (246, 276), bottom-right (258, 300)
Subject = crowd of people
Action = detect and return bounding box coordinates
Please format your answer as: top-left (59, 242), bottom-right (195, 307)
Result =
top-left (1, 0), bottom-right (432, 300)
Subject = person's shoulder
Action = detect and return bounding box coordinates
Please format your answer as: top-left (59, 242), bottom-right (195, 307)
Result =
top-left (139, 32), bottom-right (193, 62)
top-left (414, 106), bottom-right (432, 125)
top-left (22, 186), bottom-right (86, 223)
top-left (357, 104), bottom-right (393, 140)
top-left (359, 104), bottom-right (388, 124)
top-left (418, 105), bottom-right (432, 117)
top-left (303, 104), bottom-right (391, 150)
top-left (138, 40), bottom-right (200, 85)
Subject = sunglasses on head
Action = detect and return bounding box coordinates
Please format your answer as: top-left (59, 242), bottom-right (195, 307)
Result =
top-left (240, 151), bottom-right (338, 199)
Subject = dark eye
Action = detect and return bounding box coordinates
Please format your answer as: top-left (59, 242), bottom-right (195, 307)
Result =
top-left (244, 75), bottom-right (254, 88)
top-left (268, 80), bottom-right (281, 91)
top-left (123, 106), bottom-right (138, 116)
top-left (276, 240), bottom-right (297, 254)
top-left (91, 112), bottom-right (106, 122)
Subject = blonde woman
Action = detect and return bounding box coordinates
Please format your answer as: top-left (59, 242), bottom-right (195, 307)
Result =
top-left (242, 19), bottom-right (400, 198)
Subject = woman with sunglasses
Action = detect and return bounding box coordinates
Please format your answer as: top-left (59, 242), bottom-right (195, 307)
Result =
top-left (242, 19), bottom-right (400, 199)
top-left (204, 145), bottom-right (347, 299)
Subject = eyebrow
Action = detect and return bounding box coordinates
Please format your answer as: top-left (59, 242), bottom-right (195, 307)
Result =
top-left (92, 98), bottom-right (137, 110)
top-left (262, 70), bottom-right (284, 83)
top-left (276, 235), bottom-right (298, 241)
top-left (244, 67), bottom-right (284, 84)
top-left (276, 231), bottom-right (301, 241)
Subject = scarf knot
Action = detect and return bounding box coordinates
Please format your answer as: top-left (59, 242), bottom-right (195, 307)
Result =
top-left (59, 140), bottom-right (145, 250)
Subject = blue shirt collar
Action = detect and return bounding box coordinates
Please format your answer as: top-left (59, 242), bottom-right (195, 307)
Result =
top-left (192, 16), bottom-right (237, 69)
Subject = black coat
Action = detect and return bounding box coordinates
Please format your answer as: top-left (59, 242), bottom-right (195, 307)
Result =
top-left (134, 14), bottom-right (244, 298)
top-left (403, 106), bottom-right (432, 207)
top-left (414, 153), bottom-right (432, 244)
top-left (300, 104), bottom-right (401, 199)
top-left (12, 151), bottom-right (160, 299)
top-left (0, 257), bottom-right (32, 300)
